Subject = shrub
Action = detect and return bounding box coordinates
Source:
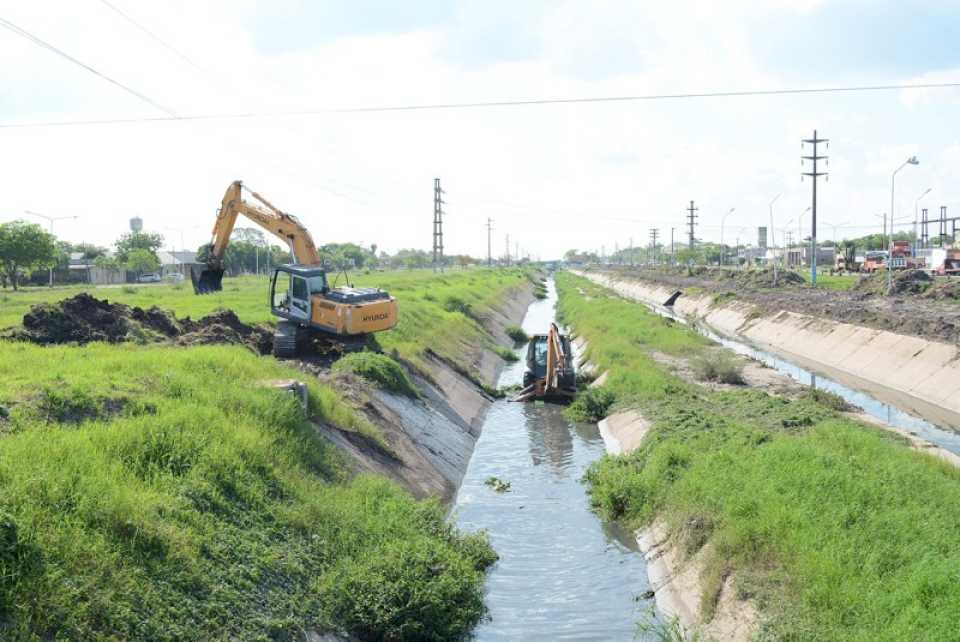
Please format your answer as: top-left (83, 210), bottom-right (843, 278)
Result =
top-left (121, 286), bottom-right (138, 295)
top-left (505, 324), bottom-right (528, 344)
top-left (494, 346), bottom-right (519, 362)
top-left (332, 352), bottom-right (419, 397)
top-left (565, 386), bottom-right (616, 422)
top-left (443, 296), bottom-right (475, 318)
top-left (316, 536), bottom-right (491, 641)
top-left (690, 351), bottom-right (745, 384)
top-left (801, 387), bottom-right (854, 412)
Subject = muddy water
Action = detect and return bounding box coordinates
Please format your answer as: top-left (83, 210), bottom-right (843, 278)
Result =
top-left (454, 280), bottom-right (657, 641)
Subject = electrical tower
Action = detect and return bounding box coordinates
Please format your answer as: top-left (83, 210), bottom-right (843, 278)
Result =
top-left (486, 218), bottom-right (494, 266)
top-left (670, 227), bottom-right (675, 265)
top-left (649, 228), bottom-right (660, 265)
top-left (432, 178), bottom-right (446, 272)
top-left (802, 130), bottom-right (829, 284)
top-left (505, 234), bottom-right (510, 266)
top-left (687, 201), bottom-right (698, 252)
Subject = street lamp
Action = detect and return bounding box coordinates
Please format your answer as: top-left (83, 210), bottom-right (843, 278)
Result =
top-left (24, 210), bottom-right (79, 287)
top-left (720, 207), bottom-right (736, 266)
top-left (889, 156), bottom-right (919, 292)
top-left (913, 187), bottom-right (932, 251)
top-left (769, 193), bottom-right (781, 284)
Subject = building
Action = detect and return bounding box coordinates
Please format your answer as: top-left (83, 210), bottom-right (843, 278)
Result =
top-left (158, 250), bottom-right (199, 279)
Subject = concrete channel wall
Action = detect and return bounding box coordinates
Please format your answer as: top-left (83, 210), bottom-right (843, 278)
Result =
top-left (578, 270), bottom-right (960, 422)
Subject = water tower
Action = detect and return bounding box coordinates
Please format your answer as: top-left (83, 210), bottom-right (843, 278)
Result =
top-left (129, 217), bottom-right (143, 233)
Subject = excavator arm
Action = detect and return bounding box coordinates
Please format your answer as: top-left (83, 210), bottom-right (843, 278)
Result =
top-left (193, 180), bottom-right (322, 293)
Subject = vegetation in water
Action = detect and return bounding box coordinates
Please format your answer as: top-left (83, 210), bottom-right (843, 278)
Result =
top-left (332, 351), bottom-right (420, 397)
top-left (565, 386), bottom-right (616, 422)
top-left (557, 270), bottom-right (960, 641)
top-left (505, 324), bottom-right (528, 344)
top-left (493, 345), bottom-right (519, 362)
top-left (484, 477), bottom-right (511, 492)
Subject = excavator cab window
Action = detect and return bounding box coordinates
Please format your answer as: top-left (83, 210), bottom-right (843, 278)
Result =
top-left (290, 277), bottom-right (309, 317)
top-left (273, 271), bottom-right (291, 311)
top-left (306, 274), bottom-right (328, 294)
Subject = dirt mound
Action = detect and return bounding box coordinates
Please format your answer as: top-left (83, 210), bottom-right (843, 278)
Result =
top-left (922, 280), bottom-right (960, 301)
top-left (855, 269), bottom-right (932, 296)
top-left (732, 269), bottom-right (804, 288)
top-left (7, 294), bottom-right (273, 355)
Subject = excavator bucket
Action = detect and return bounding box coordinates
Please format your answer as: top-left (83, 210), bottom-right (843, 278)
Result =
top-left (191, 267), bottom-right (224, 294)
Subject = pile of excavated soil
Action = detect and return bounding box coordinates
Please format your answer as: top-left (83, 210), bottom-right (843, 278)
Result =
top-left (854, 269), bottom-right (932, 296)
top-left (922, 280), bottom-right (960, 301)
top-left (5, 293), bottom-right (273, 354)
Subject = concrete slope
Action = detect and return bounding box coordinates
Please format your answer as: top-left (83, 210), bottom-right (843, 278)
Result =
top-left (579, 270), bottom-right (960, 426)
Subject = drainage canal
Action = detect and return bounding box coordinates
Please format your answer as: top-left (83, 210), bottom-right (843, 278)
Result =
top-left (453, 279), bottom-right (659, 641)
top-left (649, 299), bottom-right (960, 456)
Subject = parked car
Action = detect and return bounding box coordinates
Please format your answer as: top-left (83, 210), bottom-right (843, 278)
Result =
top-left (164, 272), bottom-right (185, 283)
top-left (138, 273), bottom-right (162, 283)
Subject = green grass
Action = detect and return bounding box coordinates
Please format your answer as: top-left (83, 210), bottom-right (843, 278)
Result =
top-left (0, 341), bottom-right (495, 641)
top-left (332, 351), bottom-right (419, 397)
top-left (0, 268), bottom-right (534, 380)
top-left (556, 271), bottom-right (960, 642)
top-left (796, 269), bottom-right (859, 291)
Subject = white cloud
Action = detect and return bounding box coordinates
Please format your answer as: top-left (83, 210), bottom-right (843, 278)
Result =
top-left (0, 0), bottom-right (956, 258)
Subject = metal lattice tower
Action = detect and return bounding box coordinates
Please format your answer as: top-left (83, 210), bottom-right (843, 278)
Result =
top-left (432, 178), bottom-right (445, 272)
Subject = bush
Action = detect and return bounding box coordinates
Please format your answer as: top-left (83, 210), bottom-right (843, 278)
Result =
top-left (121, 286), bottom-right (138, 295)
top-left (332, 352), bottom-right (419, 397)
top-left (690, 351), bottom-right (745, 384)
top-left (801, 387), bottom-right (854, 412)
top-left (443, 296), bottom-right (473, 317)
top-left (316, 536), bottom-right (492, 641)
top-left (505, 324), bottom-right (528, 344)
top-left (494, 346), bottom-right (519, 362)
top-left (565, 386), bottom-right (616, 422)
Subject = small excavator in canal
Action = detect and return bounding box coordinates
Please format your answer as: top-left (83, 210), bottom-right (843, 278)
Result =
top-left (512, 323), bottom-right (577, 401)
top-left (192, 180), bottom-right (397, 358)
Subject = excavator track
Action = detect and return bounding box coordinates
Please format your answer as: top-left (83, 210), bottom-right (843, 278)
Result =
top-left (273, 321), bottom-right (305, 359)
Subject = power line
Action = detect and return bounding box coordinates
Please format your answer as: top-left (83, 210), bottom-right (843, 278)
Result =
top-left (97, 0), bottom-right (205, 72)
top-left (0, 15), bottom-right (179, 118)
top-left (3, 80), bottom-right (960, 129)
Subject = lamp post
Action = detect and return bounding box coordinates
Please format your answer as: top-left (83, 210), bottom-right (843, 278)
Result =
top-left (889, 156), bottom-right (919, 292)
top-left (24, 210), bottom-right (79, 287)
top-left (769, 193), bottom-right (781, 284)
top-left (719, 207), bottom-right (736, 266)
top-left (913, 187), bottom-right (932, 251)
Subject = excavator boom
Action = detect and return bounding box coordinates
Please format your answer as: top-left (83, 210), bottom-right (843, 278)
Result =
top-left (193, 180), bottom-right (321, 293)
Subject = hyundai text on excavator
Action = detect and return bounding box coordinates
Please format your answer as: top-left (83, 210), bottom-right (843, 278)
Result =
top-left (512, 323), bottom-right (576, 401)
top-left (192, 180), bottom-right (398, 358)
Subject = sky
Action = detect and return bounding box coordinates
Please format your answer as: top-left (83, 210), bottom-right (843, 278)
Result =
top-left (1, 0), bottom-right (959, 260)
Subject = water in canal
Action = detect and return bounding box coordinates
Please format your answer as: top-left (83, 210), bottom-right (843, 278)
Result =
top-left (453, 279), bottom-right (657, 641)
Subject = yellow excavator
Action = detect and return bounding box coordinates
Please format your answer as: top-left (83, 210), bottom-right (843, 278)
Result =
top-left (512, 323), bottom-right (576, 401)
top-left (192, 180), bottom-right (398, 357)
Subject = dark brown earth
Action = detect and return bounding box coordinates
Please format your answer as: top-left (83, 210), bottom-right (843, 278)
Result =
top-left (599, 266), bottom-right (960, 345)
top-left (3, 293), bottom-right (274, 354)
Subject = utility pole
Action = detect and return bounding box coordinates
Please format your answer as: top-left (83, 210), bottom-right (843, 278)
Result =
top-left (802, 130), bottom-right (828, 285)
top-left (670, 227), bottom-right (675, 265)
top-left (432, 178), bottom-right (445, 272)
top-left (505, 234), bottom-right (510, 266)
top-left (687, 200), bottom-right (698, 253)
top-left (649, 228), bottom-right (660, 265)
top-left (629, 237), bottom-right (634, 266)
top-left (486, 218), bottom-right (493, 266)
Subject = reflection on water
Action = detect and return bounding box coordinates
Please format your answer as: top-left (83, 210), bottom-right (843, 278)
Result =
top-left (453, 279), bottom-right (658, 641)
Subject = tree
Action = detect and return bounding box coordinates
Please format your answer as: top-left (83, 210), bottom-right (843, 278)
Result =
top-left (94, 254), bottom-right (122, 271)
top-left (0, 221), bottom-right (57, 290)
top-left (126, 248), bottom-right (160, 275)
top-left (114, 231), bottom-right (164, 263)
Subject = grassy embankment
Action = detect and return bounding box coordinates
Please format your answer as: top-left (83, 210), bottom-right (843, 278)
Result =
top-left (556, 271), bottom-right (960, 641)
top-left (0, 268), bottom-right (533, 376)
top-left (0, 268), bottom-right (533, 641)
